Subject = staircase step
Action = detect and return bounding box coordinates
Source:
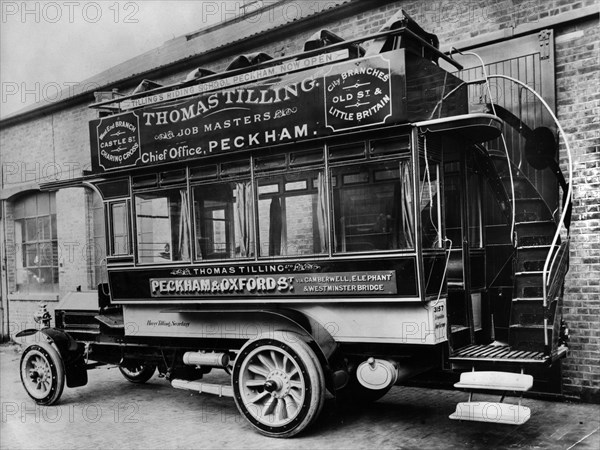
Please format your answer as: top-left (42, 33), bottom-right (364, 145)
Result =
top-left (514, 272), bottom-right (544, 298)
top-left (510, 300), bottom-right (545, 326)
top-left (450, 402), bottom-right (531, 425)
top-left (454, 371), bottom-right (533, 391)
top-left (509, 324), bottom-right (551, 352)
top-left (512, 198), bottom-right (552, 222)
top-left (515, 221), bottom-right (557, 247)
top-left (450, 371), bottom-right (533, 425)
top-left (514, 270), bottom-right (543, 276)
top-left (515, 246), bottom-right (557, 272)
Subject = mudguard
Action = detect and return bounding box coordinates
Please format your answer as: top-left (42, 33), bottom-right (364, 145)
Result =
top-left (16, 328), bottom-right (88, 388)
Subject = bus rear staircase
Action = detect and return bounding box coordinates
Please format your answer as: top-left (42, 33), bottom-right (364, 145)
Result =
top-left (449, 134), bottom-right (571, 424)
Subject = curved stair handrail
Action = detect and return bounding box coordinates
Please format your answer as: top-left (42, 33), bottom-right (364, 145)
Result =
top-left (485, 75), bottom-right (573, 315)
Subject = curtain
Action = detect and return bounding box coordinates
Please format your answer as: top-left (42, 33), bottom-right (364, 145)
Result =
top-left (269, 197), bottom-right (282, 256)
top-left (401, 161), bottom-right (415, 248)
top-left (235, 182), bottom-right (254, 257)
top-left (178, 189), bottom-right (191, 260)
top-left (316, 172), bottom-right (328, 253)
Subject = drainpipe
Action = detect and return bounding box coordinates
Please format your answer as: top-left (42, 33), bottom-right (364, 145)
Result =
top-left (0, 200), bottom-right (9, 342)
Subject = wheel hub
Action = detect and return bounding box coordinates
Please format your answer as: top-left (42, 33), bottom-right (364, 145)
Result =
top-left (265, 370), bottom-right (291, 398)
top-left (28, 361), bottom-right (50, 386)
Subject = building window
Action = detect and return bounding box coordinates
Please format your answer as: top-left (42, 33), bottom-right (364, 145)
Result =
top-left (13, 192), bottom-right (58, 294)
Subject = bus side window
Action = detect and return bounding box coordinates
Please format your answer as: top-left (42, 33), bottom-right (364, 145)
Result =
top-left (108, 201), bottom-right (130, 256)
top-left (332, 160), bottom-right (414, 253)
top-left (257, 170), bottom-right (327, 257)
top-left (193, 181), bottom-right (255, 260)
top-left (420, 161), bottom-right (442, 249)
top-left (134, 189), bottom-right (191, 264)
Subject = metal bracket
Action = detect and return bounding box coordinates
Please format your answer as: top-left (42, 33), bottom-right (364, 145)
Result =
top-left (539, 30), bottom-right (551, 60)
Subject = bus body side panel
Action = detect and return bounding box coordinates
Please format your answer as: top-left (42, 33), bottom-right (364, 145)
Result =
top-left (122, 300), bottom-right (447, 345)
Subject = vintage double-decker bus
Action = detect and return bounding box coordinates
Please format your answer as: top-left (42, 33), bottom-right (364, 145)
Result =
top-left (18, 10), bottom-right (572, 437)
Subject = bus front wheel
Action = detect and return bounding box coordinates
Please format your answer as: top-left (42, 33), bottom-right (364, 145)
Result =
top-left (20, 341), bottom-right (66, 405)
top-left (232, 331), bottom-right (325, 438)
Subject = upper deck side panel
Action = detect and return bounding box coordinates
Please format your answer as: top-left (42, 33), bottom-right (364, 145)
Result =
top-left (89, 49), bottom-right (467, 176)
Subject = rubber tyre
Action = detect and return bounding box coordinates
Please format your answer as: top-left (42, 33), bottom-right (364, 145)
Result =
top-left (119, 362), bottom-right (156, 384)
top-left (20, 341), bottom-right (66, 406)
top-left (232, 331), bottom-right (325, 438)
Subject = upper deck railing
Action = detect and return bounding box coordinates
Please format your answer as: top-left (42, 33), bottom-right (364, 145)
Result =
top-left (89, 24), bottom-right (463, 114)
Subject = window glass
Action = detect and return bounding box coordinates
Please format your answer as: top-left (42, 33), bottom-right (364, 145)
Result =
top-left (257, 170), bottom-right (327, 257)
top-left (193, 181), bottom-right (254, 260)
top-left (110, 202), bottom-right (129, 256)
top-left (14, 192), bottom-right (59, 294)
top-left (332, 160), bottom-right (413, 253)
top-left (135, 189), bottom-right (191, 263)
top-left (420, 160), bottom-right (442, 248)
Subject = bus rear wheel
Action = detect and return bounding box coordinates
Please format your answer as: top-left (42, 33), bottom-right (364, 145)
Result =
top-left (20, 341), bottom-right (65, 406)
top-left (119, 362), bottom-right (156, 383)
top-left (232, 331), bottom-right (325, 438)
top-left (336, 375), bottom-right (392, 404)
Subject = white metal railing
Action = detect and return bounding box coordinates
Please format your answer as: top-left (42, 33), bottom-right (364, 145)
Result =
top-left (483, 75), bottom-right (573, 350)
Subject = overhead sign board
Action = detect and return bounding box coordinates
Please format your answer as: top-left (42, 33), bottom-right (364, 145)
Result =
top-left (90, 49), bottom-right (408, 173)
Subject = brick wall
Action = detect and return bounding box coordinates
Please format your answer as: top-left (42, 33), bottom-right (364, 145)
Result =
top-left (554, 18), bottom-right (600, 402)
top-left (56, 188), bottom-right (89, 295)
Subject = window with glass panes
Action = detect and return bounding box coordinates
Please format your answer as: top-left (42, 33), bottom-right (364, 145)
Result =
top-left (13, 192), bottom-right (59, 293)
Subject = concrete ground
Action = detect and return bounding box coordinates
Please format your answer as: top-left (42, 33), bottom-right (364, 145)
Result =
top-left (1, 343), bottom-right (598, 449)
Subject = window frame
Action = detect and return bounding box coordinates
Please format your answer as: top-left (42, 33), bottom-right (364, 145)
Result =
top-left (133, 188), bottom-right (192, 265)
top-left (329, 156), bottom-right (415, 255)
top-left (13, 192), bottom-right (59, 294)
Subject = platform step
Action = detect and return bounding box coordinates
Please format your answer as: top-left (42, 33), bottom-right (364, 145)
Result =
top-left (454, 371), bottom-right (533, 392)
top-left (450, 402), bottom-right (531, 425)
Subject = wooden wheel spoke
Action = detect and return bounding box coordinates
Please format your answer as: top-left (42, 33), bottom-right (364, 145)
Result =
top-left (289, 389), bottom-right (303, 405)
top-left (284, 395), bottom-right (297, 416)
top-left (270, 350), bottom-right (280, 369)
top-left (289, 380), bottom-right (303, 390)
top-left (262, 395), bottom-right (277, 416)
top-left (257, 354), bottom-right (275, 372)
top-left (247, 391), bottom-right (270, 404)
top-left (248, 363), bottom-right (269, 378)
top-left (245, 379), bottom-right (266, 388)
top-left (275, 397), bottom-right (287, 421)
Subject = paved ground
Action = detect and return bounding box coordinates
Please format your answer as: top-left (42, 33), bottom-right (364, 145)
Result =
top-left (1, 343), bottom-right (599, 449)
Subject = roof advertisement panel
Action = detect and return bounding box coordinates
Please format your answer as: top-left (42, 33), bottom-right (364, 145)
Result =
top-left (89, 50), bottom-right (407, 173)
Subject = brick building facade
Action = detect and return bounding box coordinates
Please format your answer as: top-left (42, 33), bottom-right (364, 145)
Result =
top-left (1, 0), bottom-right (598, 401)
